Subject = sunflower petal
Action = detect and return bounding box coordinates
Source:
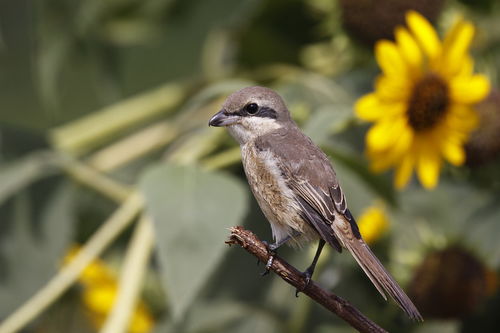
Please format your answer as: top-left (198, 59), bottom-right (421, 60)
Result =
top-left (371, 125), bottom-right (414, 180)
top-left (375, 40), bottom-right (407, 77)
top-left (370, 123), bottom-right (414, 158)
top-left (369, 158), bottom-right (392, 173)
top-left (442, 19), bottom-right (474, 76)
top-left (395, 26), bottom-right (422, 69)
top-left (375, 75), bottom-right (410, 102)
top-left (366, 117), bottom-right (407, 151)
top-left (457, 56), bottom-right (473, 77)
top-left (356, 93), bottom-right (404, 121)
top-left (445, 105), bottom-right (479, 132)
top-left (392, 124), bottom-right (414, 154)
top-left (406, 10), bottom-right (441, 60)
top-left (366, 122), bottom-right (413, 173)
top-left (366, 122), bottom-right (397, 151)
top-left (450, 74), bottom-right (490, 104)
top-left (355, 93), bottom-right (382, 121)
top-left (395, 153), bottom-right (415, 189)
top-left (441, 140), bottom-right (465, 165)
top-left (416, 142), bottom-right (441, 189)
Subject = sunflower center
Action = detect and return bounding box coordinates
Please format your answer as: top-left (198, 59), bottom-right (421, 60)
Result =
top-left (407, 74), bottom-right (449, 131)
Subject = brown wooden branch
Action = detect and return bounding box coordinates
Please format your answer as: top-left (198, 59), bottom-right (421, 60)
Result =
top-left (226, 226), bottom-right (388, 333)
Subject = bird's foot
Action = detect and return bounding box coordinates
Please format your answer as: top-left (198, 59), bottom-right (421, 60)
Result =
top-left (261, 241), bottom-right (278, 276)
top-left (295, 267), bottom-right (313, 297)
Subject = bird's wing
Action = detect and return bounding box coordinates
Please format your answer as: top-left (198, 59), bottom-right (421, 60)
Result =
top-left (256, 129), bottom-right (361, 248)
top-left (295, 193), bottom-right (343, 252)
top-left (255, 129), bottom-right (423, 321)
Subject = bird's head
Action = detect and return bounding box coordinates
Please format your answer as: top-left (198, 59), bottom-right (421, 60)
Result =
top-left (209, 86), bottom-right (293, 144)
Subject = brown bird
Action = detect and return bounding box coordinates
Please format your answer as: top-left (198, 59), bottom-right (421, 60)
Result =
top-left (209, 86), bottom-right (423, 321)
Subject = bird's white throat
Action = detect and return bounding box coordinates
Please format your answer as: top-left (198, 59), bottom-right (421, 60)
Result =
top-left (227, 117), bottom-right (283, 145)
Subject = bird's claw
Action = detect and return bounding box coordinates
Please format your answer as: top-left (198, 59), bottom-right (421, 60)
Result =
top-left (261, 241), bottom-right (276, 276)
top-left (295, 268), bottom-right (313, 297)
top-left (261, 258), bottom-right (273, 276)
top-left (265, 255), bottom-right (274, 270)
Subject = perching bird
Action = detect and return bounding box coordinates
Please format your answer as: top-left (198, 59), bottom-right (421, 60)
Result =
top-left (209, 86), bottom-right (423, 321)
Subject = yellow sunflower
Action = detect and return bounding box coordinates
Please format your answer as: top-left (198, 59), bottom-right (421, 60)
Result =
top-left (65, 246), bottom-right (154, 333)
top-left (357, 204), bottom-right (390, 244)
top-left (355, 10), bottom-right (490, 189)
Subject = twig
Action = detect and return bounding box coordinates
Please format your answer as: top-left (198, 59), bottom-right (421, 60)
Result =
top-left (60, 156), bottom-right (133, 202)
top-left (50, 82), bottom-right (187, 156)
top-left (0, 192), bottom-right (144, 333)
top-left (87, 121), bottom-right (179, 172)
top-left (201, 146), bottom-right (241, 171)
top-left (100, 215), bottom-right (155, 333)
top-left (226, 226), bottom-right (387, 333)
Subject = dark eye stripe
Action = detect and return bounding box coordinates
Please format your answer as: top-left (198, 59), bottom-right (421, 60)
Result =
top-left (258, 106), bottom-right (277, 119)
top-left (237, 106), bottom-right (277, 119)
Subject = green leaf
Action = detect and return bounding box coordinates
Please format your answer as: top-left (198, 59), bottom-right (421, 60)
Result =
top-left (327, 145), bottom-right (397, 205)
top-left (461, 192), bottom-right (500, 268)
top-left (140, 163), bottom-right (248, 320)
top-left (158, 300), bottom-right (280, 333)
top-left (160, 300), bottom-right (255, 333)
top-left (231, 315), bottom-right (280, 333)
top-left (0, 181), bottom-right (75, 317)
top-left (303, 104), bottom-right (353, 146)
top-left (414, 320), bottom-right (460, 333)
top-left (0, 151), bottom-right (61, 206)
top-left (391, 181), bottom-right (500, 277)
top-left (396, 182), bottom-right (487, 239)
top-left (314, 325), bottom-right (360, 333)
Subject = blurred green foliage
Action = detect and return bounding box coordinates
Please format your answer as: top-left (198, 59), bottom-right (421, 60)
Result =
top-left (1, 0), bottom-right (500, 332)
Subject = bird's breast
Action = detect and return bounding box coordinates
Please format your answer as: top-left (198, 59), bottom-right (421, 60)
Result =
top-left (240, 142), bottom-right (318, 245)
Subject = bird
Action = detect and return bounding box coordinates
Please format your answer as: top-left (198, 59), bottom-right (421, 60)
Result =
top-left (209, 86), bottom-right (423, 321)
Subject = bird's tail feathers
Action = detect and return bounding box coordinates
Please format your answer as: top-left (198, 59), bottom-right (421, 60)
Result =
top-left (345, 238), bottom-right (423, 321)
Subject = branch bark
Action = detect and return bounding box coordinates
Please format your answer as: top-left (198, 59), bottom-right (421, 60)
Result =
top-left (226, 226), bottom-right (387, 333)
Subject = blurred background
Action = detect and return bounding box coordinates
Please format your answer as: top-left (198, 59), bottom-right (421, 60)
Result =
top-left (1, 0), bottom-right (500, 332)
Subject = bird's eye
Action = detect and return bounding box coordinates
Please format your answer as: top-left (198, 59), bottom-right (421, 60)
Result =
top-left (245, 103), bottom-right (259, 115)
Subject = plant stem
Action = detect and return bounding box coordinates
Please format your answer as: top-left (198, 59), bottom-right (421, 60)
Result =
top-left (61, 156), bottom-right (133, 202)
top-left (100, 215), bottom-right (155, 333)
top-left (50, 82), bottom-right (188, 156)
top-left (0, 192), bottom-right (144, 333)
top-left (87, 121), bottom-right (179, 172)
top-left (201, 146), bottom-right (241, 171)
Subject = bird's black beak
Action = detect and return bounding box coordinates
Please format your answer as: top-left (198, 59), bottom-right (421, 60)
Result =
top-left (208, 109), bottom-right (238, 127)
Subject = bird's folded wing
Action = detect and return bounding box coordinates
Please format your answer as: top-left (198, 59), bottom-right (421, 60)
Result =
top-left (286, 175), bottom-right (362, 243)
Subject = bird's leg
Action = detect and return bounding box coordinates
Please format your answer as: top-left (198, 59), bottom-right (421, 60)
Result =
top-left (261, 231), bottom-right (301, 276)
top-left (295, 239), bottom-right (326, 296)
